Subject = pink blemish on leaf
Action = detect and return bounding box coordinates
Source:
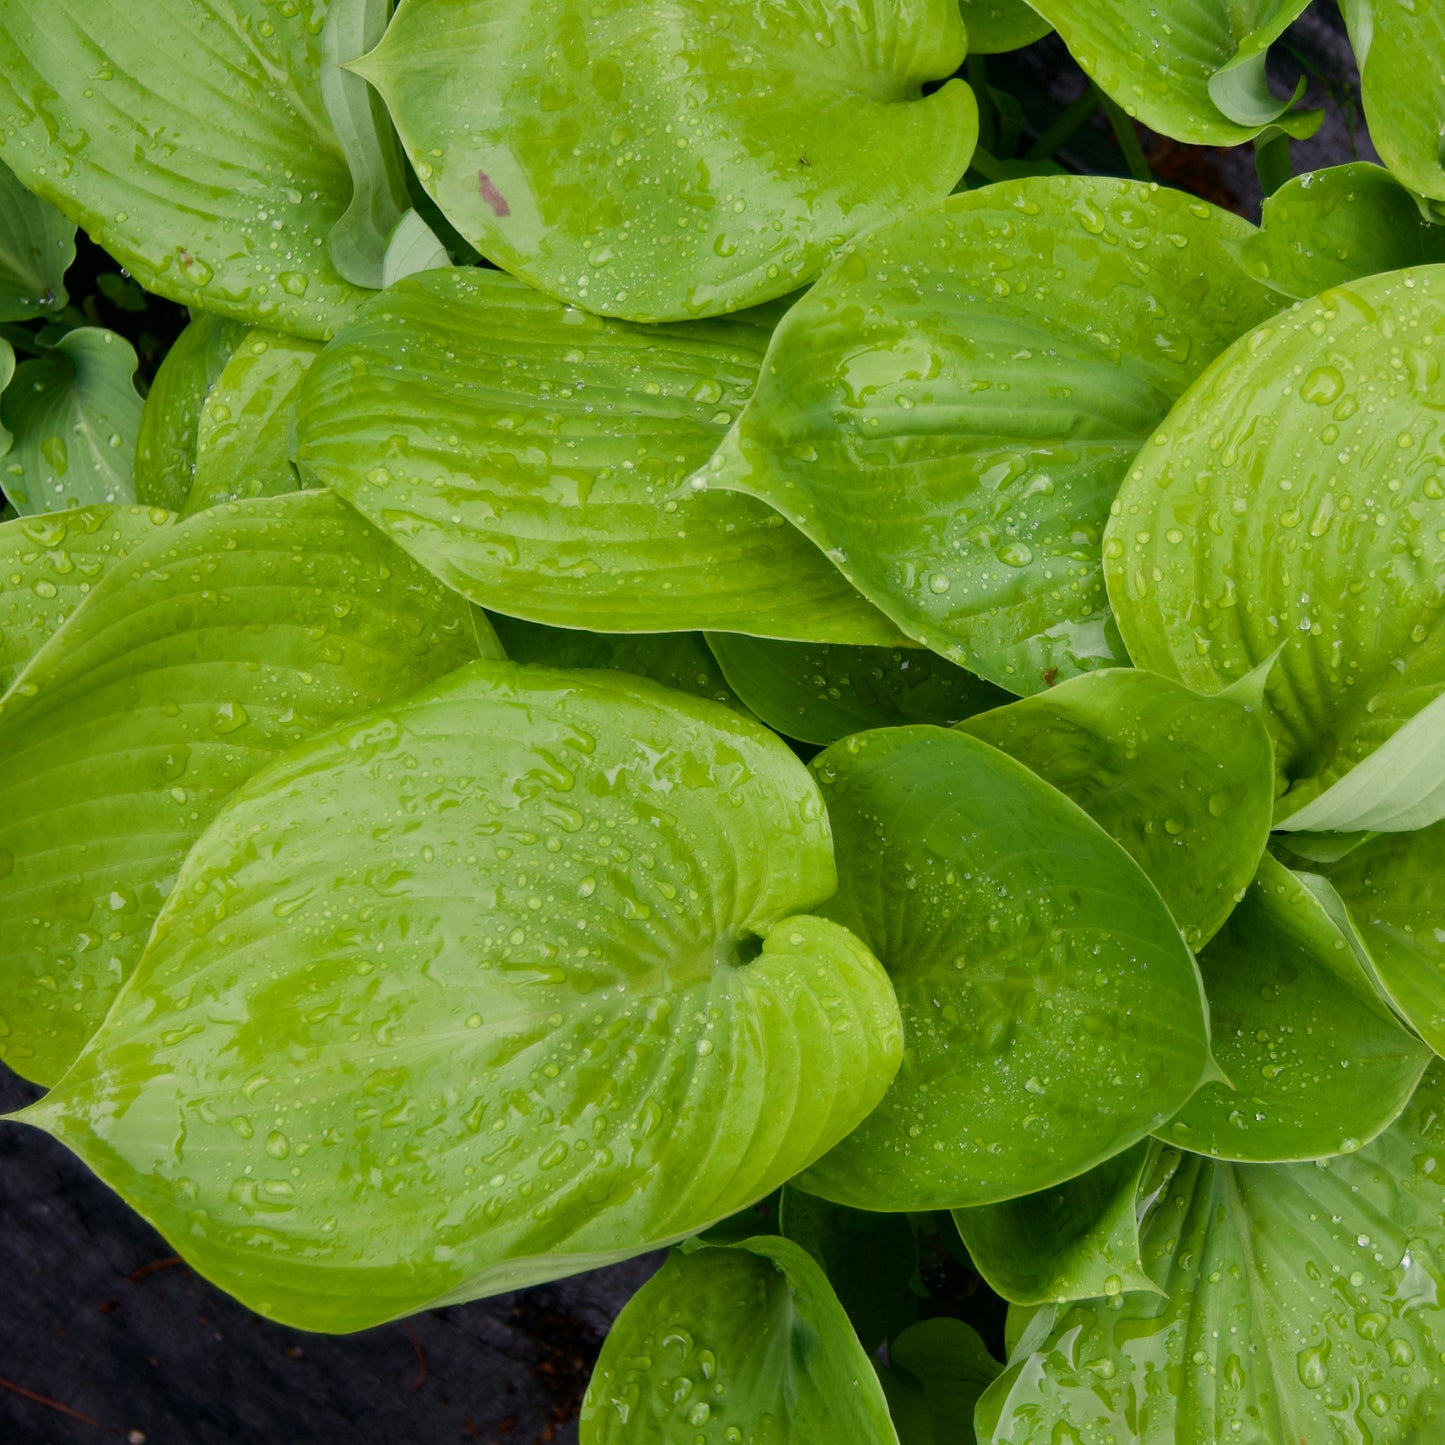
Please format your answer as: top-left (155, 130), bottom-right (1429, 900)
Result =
top-left (477, 171), bottom-right (511, 218)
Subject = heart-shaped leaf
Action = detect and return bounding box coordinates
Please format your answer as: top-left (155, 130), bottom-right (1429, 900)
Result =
top-left (701, 178), bottom-right (1282, 691)
top-left (1105, 266), bottom-right (1445, 829)
top-left (296, 268), bottom-right (903, 644)
top-left (0, 156), bottom-right (74, 322)
top-left (18, 663), bottom-right (901, 1329)
top-left (796, 726), bottom-right (1212, 1210)
top-left (184, 330), bottom-right (323, 516)
top-left (355, 0), bottom-right (977, 322)
top-left (0, 504), bottom-right (174, 696)
top-left (0, 0), bottom-right (366, 338)
top-left (134, 315), bottom-right (251, 512)
top-left (977, 1066), bottom-right (1445, 1443)
top-left (0, 489), bottom-right (485, 1084)
top-left (1026, 0), bottom-right (1320, 145)
top-left (953, 1139), bottom-right (1167, 1306)
top-left (581, 1236), bottom-right (900, 1443)
top-left (956, 668), bottom-right (1274, 950)
top-left (1162, 855), bottom-right (1429, 1163)
top-left (1, 329), bottom-right (143, 515)
top-left (706, 634), bottom-right (1009, 746)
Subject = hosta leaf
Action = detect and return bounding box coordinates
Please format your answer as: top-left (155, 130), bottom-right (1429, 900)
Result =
top-left (1344, 0), bottom-right (1445, 204)
top-left (1162, 855), bottom-right (1429, 1162)
top-left (296, 268), bottom-right (902, 644)
top-left (701, 178), bottom-right (1281, 692)
top-left (960, 1), bottom-right (1051, 55)
top-left (0, 156), bottom-right (74, 322)
top-left (1318, 822), bottom-right (1445, 1056)
top-left (953, 1140), bottom-right (1168, 1306)
top-left (355, 0), bottom-right (977, 322)
top-left (957, 668), bottom-right (1274, 950)
top-left (134, 315), bottom-right (251, 512)
top-left (581, 1237), bottom-right (899, 1444)
top-left (184, 329), bottom-right (323, 516)
top-left (1237, 163), bottom-right (1445, 302)
top-left (0, 490), bottom-right (483, 1085)
top-left (1105, 267), bottom-right (1445, 828)
top-left (779, 1185), bottom-right (918, 1351)
top-left (488, 615), bottom-right (747, 715)
top-left (0, 329), bottom-right (142, 515)
top-left (321, 0), bottom-right (410, 290)
top-left (0, 0), bottom-right (366, 339)
top-left (1025, 0), bottom-right (1319, 146)
top-left (18, 664), bottom-right (902, 1330)
top-left (796, 726), bottom-right (1212, 1210)
top-left (0, 337), bottom-right (14, 457)
top-left (381, 210), bottom-right (452, 287)
top-left (706, 634), bottom-right (1008, 746)
top-left (977, 1066), bottom-right (1445, 1444)
top-left (879, 1318), bottom-right (1001, 1445)
top-left (0, 504), bottom-right (174, 696)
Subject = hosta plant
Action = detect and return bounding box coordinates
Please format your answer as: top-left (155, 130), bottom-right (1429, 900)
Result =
top-left (3, 1), bottom-right (1445, 1441)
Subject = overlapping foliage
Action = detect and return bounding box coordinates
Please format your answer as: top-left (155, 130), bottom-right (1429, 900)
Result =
top-left (3, 2), bottom-right (1445, 1440)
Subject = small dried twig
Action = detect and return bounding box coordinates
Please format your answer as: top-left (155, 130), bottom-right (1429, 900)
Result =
top-left (126, 1255), bottom-right (183, 1283)
top-left (0, 1375), bottom-right (100, 1427)
top-left (404, 1321), bottom-right (429, 1391)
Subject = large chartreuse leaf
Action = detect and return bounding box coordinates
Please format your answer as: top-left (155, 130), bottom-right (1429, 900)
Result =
top-left (877, 1317), bottom-right (1002, 1445)
top-left (1318, 823), bottom-right (1445, 1057)
top-left (0, 504), bottom-right (174, 696)
top-left (1236, 164), bottom-right (1445, 303)
top-left (0, 490), bottom-right (485, 1085)
top-left (184, 330), bottom-right (323, 517)
top-left (958, 668), bottom-right (1273, 950)
top-left (954, 1139), bottom-right (1168, 1305)
top-left (296, 268), bottom-right (901, 644)
top-left (706, 634), bottom-right (1008, 746)
top-left (488, 615), bottom-right (748, 716)
top-left (701, 178), bottom-right (1282, 692)
top-left (1344, 0), bottom-right (1445, 205)
top-left (960, 1), bottom-right (1051, 54)
top-left (580, 1237), bottom-right (899, 1444)
top-left (0, 329), bottom-right (143, 515)
top-left (355, 0), bottom-right (977, 323)
top-left (1105, 267), bottom-right (1445, 829)
top-left (796, 727), bottom-right (1212, 1210)
top-left (0, 156), bottom-right (74, 322)
top-left (1162, 855), bottom-right (1429, 1162)
top-left (977, 1065), bottom-right (1445, 1443)
top-left (16, 664), bottom-right (902, 1330)
top-left (1025, 0), bottom-right (1319, 145)
top-left (133, 315), bottom-right (251, 512)
top-left (0, 1), bottom-right (366, 339)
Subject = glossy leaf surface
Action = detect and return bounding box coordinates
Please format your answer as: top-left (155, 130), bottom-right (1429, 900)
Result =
top-left (0, 329), bottom-right (142, 514)
top-left (0, 491), bottom-right (482, 1084)
top-left (489, 615), bottom-right (747, 715)
top-left (296, 269), bottom-right (901, 644)
top-left (0, 504), bottom-right (174, 696)
top-left (960, 1), bottom-right (1051, 54)
top-left (798, 726), bottom-right (1211, 1210)
top-left (1105, 267), bottom-right (1445, 827)
top-left (358, 0), bottom-right (977, 321)
top-left (24, 665), bottom-right (902, 1329)
top-left (878, 1317), bottom-right (1001, 1445)
top-left (0, 0), bottom-right (365, 339)
top-left (581, 1237), bottom-right (899, 1444)
top-left (707, 634), bottom-right (1008, 746)
top-left (1344, 0), bottom-right (1445, 203)
top-left (133, 315), bottom-right (250, 512)
top-left (0, 156), bottom-right (74, 322)
top-left (955, 1140), bottom-right (1168, 1306)
top-left (1162, 856), bottom-right (1429, 1162)
top-left (958, 668), bottom-right (1273, 950)
top-left (703, 178), bottom-right (1280, 691)
top-left (1320, 822), bottom-right (1445, 1057)
top-left (978, 1067), bottom-right (1445, 1443)
top-left (1026, 0), bottom-right (1319, 145)
top-left (185, 329), bottom-right (322, 516)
